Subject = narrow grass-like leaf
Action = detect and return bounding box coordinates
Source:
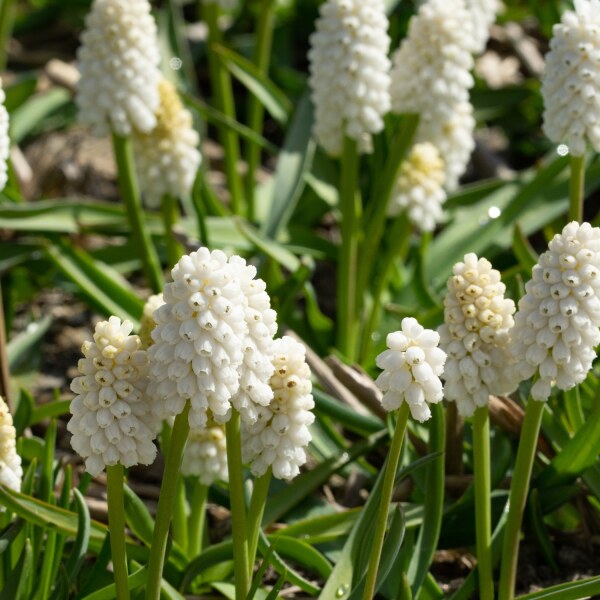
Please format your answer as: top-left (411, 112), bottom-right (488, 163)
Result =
top-left (7, 315), bottom-right (52, 372)
top-left (0, 538), bottom-right (32, 600)
top-left (266, 535), bottom-right (332, 579)
top-left (516, 575), bottom-right (600, 599)
top-left (80, 566), bottom-right (147, 600)
top-left (63, 489), bottom-right (90, 585)
top-left (39, 418), bottom-right (56, 502)
top-left (512, 223), bottom-right (538, 272)
top-left (211, 582), bottom-right (269, 600)
top-left (13, 389), bottom-right (34, 436)
top-left (280, 508), bottom-right (360, 544)
top-left (528, 489), bottom-right (558, 571)
top-left (0, 519), bottom-right (24, 553)
top-left (181, 540), bottom-right (234, 591)
top-left (76, 532), bottom-right (112, 599)
top-left (30, 400), bottom-right (70, 425)
top-left (123, 484), bottom-right (155, 547)
top-left (265, 571), bottom-right (287, 600)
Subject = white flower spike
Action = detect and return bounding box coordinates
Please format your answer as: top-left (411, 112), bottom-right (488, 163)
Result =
top-left (542, 0), bottom-right (600, 156)
top-left (139, 293), bottom-right (165, 350)
top-left (181, 421), bottom-right (228, 485)
top-left (242, 336), bottom-right (314, 481)
top-left (308, 0), bottom-right (391, 156)
top-left (375, 318), bottom-right (446, 422)
top-left (439, 253), bottom-right (517, 417)
top-left (0, 81), bottom-right (9, 193)
top-left (133, 80), bottom-right (202, 208)
top-left (0, 397), bottom-right (22, 493)
top-left (511, 222), bottom-right (600, 401)
top-left (68, 317), bottom-right (158, 477)
top-left (76, 0), bottom-right (161, 137)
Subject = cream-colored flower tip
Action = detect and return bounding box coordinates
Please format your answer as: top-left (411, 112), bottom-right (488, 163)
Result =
top-left (229, 257), bottom-right (278, 425)
top-left (242, 336), bottom-right (314, 481)
top-left (139, 293), bottom-right (165, 350)
top-left (439, 254), bottom-right (517, 416)
top-left (542, 0), bottom-right (600, 156)
top-left (0, 82), bottom-right (9, 193)
top-left (308, 0), bottom-right (391, 156)
top-left (76, 0), bottom-right (161, 137)
top-left (133, 79), bottom-right (201, 208)
top-left (375, 318), bottom-right (446, 422)
top-left (181, 422), bottom-right (228, 485)
top-left (466, 0), bottom-right (500, 54)
top-left (387, 143), bottom-right (447, 232)
top-left (67, 317), bottom-right (158, 477)
top-left (511, 221), bottom-right (600, 401)
top-left (0, 397), bottom-right (22, 492)
top-left (148, 248), bottom-right (248, 429)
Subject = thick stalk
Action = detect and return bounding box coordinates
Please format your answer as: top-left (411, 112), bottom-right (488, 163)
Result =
top-left (188, 480), bottom-right (208, 558)
top-left (498, 398), bottom-right (545, 600)
top-left (172, 475), bottom-right (188, 556)
top-left (445, 402), bottom-right (464, 475)
top-left (202, 2), bottom-right (244, 215)
top-left (247, 469), bottom-right (272, 576)
top-left (225, 411), bottom-right (250, 600)
top-left (245, 0), bottom-right (275, 221)
top-left (473, 406), bottom-right (494, 600)
top-left (161, 194), bottom-right (183, 268)
top-left (111, 133), bottom-right (163, 292)
top-left (569, 154), bottom-right (585, 223)
top-left (362, 403), bottom-right (410, 600)
top-left (337, 136), bottom-right (361, 361)
top-left (106, 464), bottom-right (130, 600)
top-left (145, 404), bottom-right (191, 600)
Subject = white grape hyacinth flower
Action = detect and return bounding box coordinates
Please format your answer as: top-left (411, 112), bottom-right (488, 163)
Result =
top-left (308, 0), bottom-right (391, 156)
top-left (181, 421), bottom-right (228, 485)
top-left (466, 0), bottom-right (501, 54)
top-left (439, 253), bottom-right (517, 417)
top-left (76, 0), bottom-right (161, 137)
top-left (67, 317), bottom-right (158, 477)
top-left (242, 336), bottom-right (314, 481)
top-left (387, 143), bottom-right (447, 232)
top-left (0, 81), bottom-right (9, 193)
top-left (375, 318), bottom-right (446, 422)
top-left (511, 221), bottom-right (600, 401)
top-left (542, 0), bottom-right (600, 156)
top-left (0, 397), bottom-right (22, 493)
top-left (133, 79), bottom-right (201, 208)
top-left (139, 293), bottom-right (165, 350)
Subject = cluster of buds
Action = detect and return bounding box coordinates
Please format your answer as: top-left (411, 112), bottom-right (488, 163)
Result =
top-left (0, 398), bottom-right (22, 493)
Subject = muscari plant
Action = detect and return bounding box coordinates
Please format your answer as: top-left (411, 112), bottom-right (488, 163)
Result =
top-left (1, 0), bottom-right (600, 599)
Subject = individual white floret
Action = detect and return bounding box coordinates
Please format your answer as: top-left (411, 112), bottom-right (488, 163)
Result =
top-left (229, 256), bottom-right (278, 425)
top-left (387, 143), bottom-right (447, 232)
top-left (511, 222), bottom-right (600, 401)
top-left (76, 0), bottom-right (161, 137)
top-left (148, 248), bottom-right (248, 428)
top-left (439, 253), bottom-right (517, 417)
top-left (67, 316), bottom-right (158, 477)
top-left (133, 79), bottom-right (201, 208)
top-left (375, 318), bottom-right (446, 422)
top-left (139, 293), bottom-right (165, 350)
top-left (308, 0), bottom-right (391, 156)
top-left (242, 336), bottom-right (314, 481)
top-left (0, 397), bottom-right (22, 493)
top-left (181, 421), bottom-right (228, 485)
top-left (0, 82), bottom-right (9, 193)
top-left (542, 0), bottom-right (600, 156)
top-left (466, 0), bottom-right (501, 54)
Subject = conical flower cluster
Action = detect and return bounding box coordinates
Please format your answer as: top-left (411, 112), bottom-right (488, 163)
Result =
top-left (439, 254), bottom-right (517, 417)
top-left (542, 0), bottom-right (600, 156)
top-left (467, 0), bottom-right (500, 54)
top-left (390, 0), bottom-right (476, 194)
top-left (387, 143), bottom-right (446, 232)
top-left (133, 79), bottom-right (201, 208)
top-left (308, 0), bottom-right (391, 156)
top-left (511, 221), bottom-right (600, 401)
top-left (76, 0), bottom-right (161, 137)
top-left (68, 317), bottom-right (158, 477)
top-left (0, 81), bottom-right (9, 193)
top-left (375, 318), bottom-right (446, 422)
top-left (139, 293), bottom-right (165, 350)
top-left (242, 336), bottom-right (314, 481)
top-left (0, 397), bottom-right (22, 493)
top-left (148, 248), bottom-right (277, 429)
top-left (181, 420), bottom-right (228, 485)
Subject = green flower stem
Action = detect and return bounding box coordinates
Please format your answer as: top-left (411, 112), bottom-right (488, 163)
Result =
top-left (247, 469), bottom-right (272, 576)
top-left (245, 0), bottom-right (275, 221)
top-left (473, 406), bottom-right (494, 600)
top-left (188, 480), bottom-right (208, 558)
top-left (202, 2), bottom-right (245, 216)
top-left (106, 464), bottom-right (130, 600)
top-left (145, 404), bottom-right (191, 600)
top-left (498, 398), bottom-right (545, 600)
top-left (225, 411), bottom-right (250, 600)
top-left (362, 403), bottom-right (410, 600)
top-left (111, 133), bottom-right (163, 292)
top-left (161, 194), bottom-right (184, 269)
top-left (356, 115), bottom-right (419, 317)
top-left (172, 475), bottom-right (188, 556)
top-left (569, 154), bottom-right (585, 223)
top-left (0, 0), bottom-right (15, 71)
top-left (337, 136), bottom-right (361, 361)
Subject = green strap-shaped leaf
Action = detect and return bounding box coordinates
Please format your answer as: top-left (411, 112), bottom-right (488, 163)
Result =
top-left (516, 575), bottom-right (600, 599)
